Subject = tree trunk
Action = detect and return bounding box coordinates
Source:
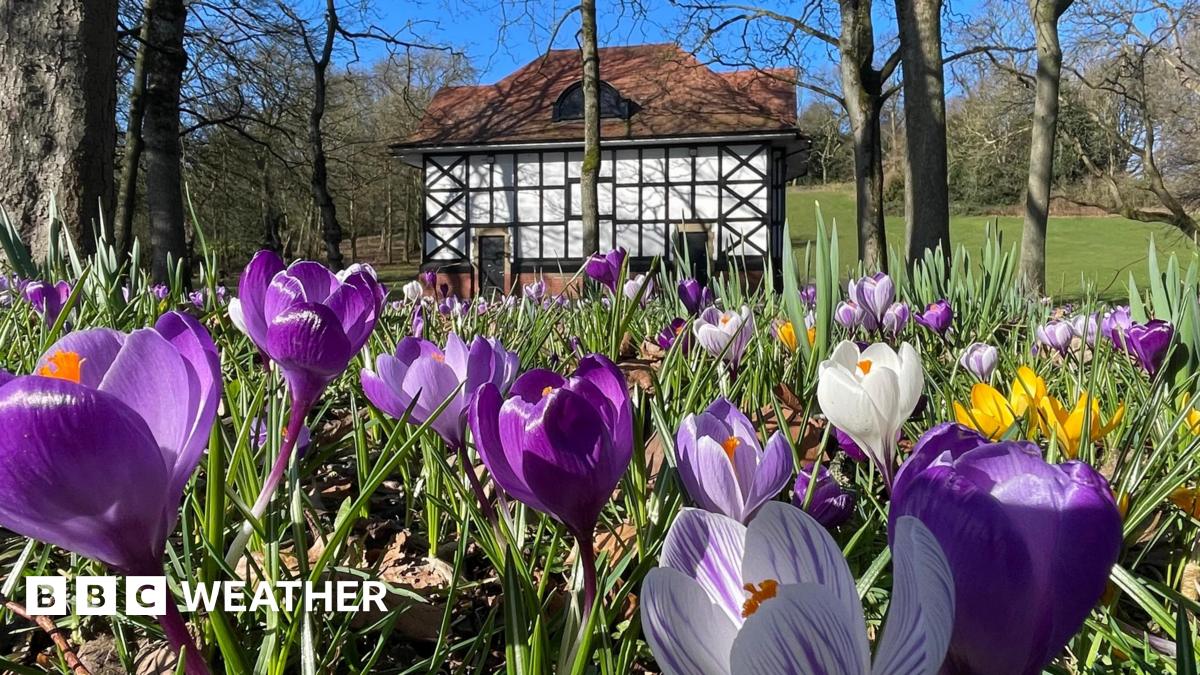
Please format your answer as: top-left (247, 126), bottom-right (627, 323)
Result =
top-left (1020, 0), bottom-right (1072, 294)
top-left (142, 0), bottom-right (187, 284)
top-left (116, 0), bottom-right (158, 257)
top-left (0, 0), bottom-right (117, 258)
top-left (310, 0), bottom-right (343, 270)
top-left (839, 0), bottom-right (888, 272)
top-left (385, 173), bottom-right (394, 265)
top-left (896, 0), bottom-right (950, 264)
top-left (579, 0), bottom-right (602, 257)
top-left (258, 152), bottom-right (283, 252)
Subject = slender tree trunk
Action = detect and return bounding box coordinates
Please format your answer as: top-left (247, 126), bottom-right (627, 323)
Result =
top-left (257, 152), bottom-right (283, 252)
top-left (896, 0), bottom-right (950, 264)
top-left (1020, 0), bottom-right (1072, 294)
top-left (839, 0), bottom-right (888, 271)
top-left (385, 173), bottom-right (394, 265)
top-left (310, 0), bottom-right (343, 270)
top-left (116, 0), bottom-right (158, 257)
top-left (579, 0), bottom-right (602, 257)
top-left (0, 0), bottom-right (117, 258)
top-left (142, 0), bottom-right (188, 284)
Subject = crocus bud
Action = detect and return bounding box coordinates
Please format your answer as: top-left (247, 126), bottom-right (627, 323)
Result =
top-left (891, 423), bottom-right (1122, 675)
top-left (524, 278), bottom-right (546, 300)
top-left (419, 270), bottom-right (437, 288)
top-left (585, 248), bottom-right (626, 292)
top-left (469, 354), bottom-right (632, 542)
top-left (1036, 320), bottom-right (1075, 356)
top-left (677, 278), bottom-right (710, 314)
top-left (882, 302), bottom-right (910, 336)
top-left (624, 273), bottom-right (654, 304)
top-left (656, 318), bottom-right (690, 352)
top-left (959, 342), bottom-right (999, 382)
top-left (792, 463), bottom-right (854, 528)
top-left (402, 280), bottom-right (423, 301)
top-left (675, 397), bottom-right (792, 523)
top-left (1125, 319), bottom-right (1173, 376)
top-left (799, 283), bottom-right (817, 307)
top-left (23, 279), bottom-right (72, 326)
top-left (853, 272), bottom-right (894, 328)
top-left (1102, 306), bottom-right (1132, 348)
top-left (834, 300), bottom-right (863, 329)
top-left (1071, 312), bottom-right (1099, 346)
top-left (914, 299), bottom-right (953, 335)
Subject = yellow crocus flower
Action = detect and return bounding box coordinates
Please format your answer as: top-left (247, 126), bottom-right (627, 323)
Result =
top-left (954, 383), bottom-right (1018, 439)
top-left (1179, 394), bottom-right (1200, 434)
top-left (1038, 393), bottom-right (1125, 459)
top-left (778, 321), bottom-right (798, 352)
top-left (1009, 366), bottom-right (1048, 431)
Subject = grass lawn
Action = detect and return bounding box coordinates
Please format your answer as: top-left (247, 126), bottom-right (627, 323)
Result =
top-left (787, 186), bottom-right (1199, 299)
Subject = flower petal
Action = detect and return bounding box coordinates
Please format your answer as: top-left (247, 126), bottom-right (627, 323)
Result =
top-left (743, 432), bottom-right (794, 518)
top-left (236, 250), bottom-right (285, 348)
top-left (730, 583), bottom-right (870, 675)
top-left (641, 567), bottom-right (738, 675)
top-left (0, 377), bottom-right (171, 574)
top-left (742, 502), bottom-right (864, 631)
top-left (871, 516), bottom-right (955, 675)
top-left (659, 508), bottom-right (748, 623)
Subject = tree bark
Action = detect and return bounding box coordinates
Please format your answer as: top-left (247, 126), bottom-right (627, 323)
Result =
top-left (310, 0), bottom-right (343, 270)
top-left (0, 0), bottom-right (118, 258)
top-left (1020, 0), bottom-right (1072, 294)
top-left (839, 0), bottom-right (889, 271)
top-left (116, 0), bottom-right (158, 257)
top-left (579, 0), bottom-right (602, 257)
top-left (896, 0), bottom-right (950, 264)
top-left (142, 0), bottom-right (188, 284)
top-left (257, 152), bottom-right (283, 252)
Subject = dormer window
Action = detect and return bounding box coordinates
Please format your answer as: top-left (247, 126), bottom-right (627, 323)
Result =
top-left (552, 81), bottom-right (637, 121)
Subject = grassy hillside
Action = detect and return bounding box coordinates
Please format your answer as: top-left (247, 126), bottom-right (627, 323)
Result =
top-left (787, 186), bottom-right (1199, 299)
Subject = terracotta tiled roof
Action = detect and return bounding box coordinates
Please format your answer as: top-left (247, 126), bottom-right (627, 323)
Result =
top-left (396, 43), bottom-right (798, 148)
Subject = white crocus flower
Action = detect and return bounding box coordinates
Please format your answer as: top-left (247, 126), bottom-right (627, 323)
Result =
top-left (816, 340), bottom-right (923, 485)
top-left (402, 280), bottom-right (423, 302)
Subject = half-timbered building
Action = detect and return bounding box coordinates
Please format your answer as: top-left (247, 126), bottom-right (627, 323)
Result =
top-left (393, 44), bottom-right (807, 295)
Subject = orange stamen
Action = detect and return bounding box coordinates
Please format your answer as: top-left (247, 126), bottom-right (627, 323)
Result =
top-left (432, 353), bottom-right (445, 363)
top-left (720, 314), bottom-right (732, 325)
top-left (741, 579), bottom-right (779, 618)
top-left (674, 324), bottom-right (685, 336)
top-left (541, 385), bottom-right (554, 398)
top-left (858, 359), bottom-right (873, 375)
top-left (37, 351), bottom-right (84, 384)
top-left (721, 436), bottom-right (740, 462)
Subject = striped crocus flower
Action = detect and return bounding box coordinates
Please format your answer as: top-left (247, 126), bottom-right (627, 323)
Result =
top-left (640, 502), bottom-right (953, 674)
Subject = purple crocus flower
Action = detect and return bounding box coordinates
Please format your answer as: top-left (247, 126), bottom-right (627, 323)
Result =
top-left (188, 290), bottom-right (205, 308)
top-left (833, 426), bottom-right (869, 462)
top-left (675, 397), bottom-right (792, 523)
top-left (852, 272), bottom-right (894, 329)
top-left (1125, 319), bottom-right (1173, 376)
top-left (1036, 319), bottom-right (1075, 356)
top-left (585, 247), bottom-right (626, 292)
top-left (677, 278), bottom-right (713, 314)
top-left (419, 269), bottom-right (437, 288)
top-left (624, 273), bottom-right (654, 304)
top-left (959, 342), bottom-right (999, 382)
top-left (362, 333), bottom-right (519, 451)
top-left (410, 304), bottom-right (425, 337)
top-left (657, 318), bottom-right (691, 353)
top-left (1071, 312), bottom-right (1100, 346)
top-left (891, 423), bottom-right (1122, 675)
top-left (1102, 306), bottom-right (1132, 347)
top-left (882, 302), bottom-right (909, 336)
top-left (469, 354), bottom-right (632, 612)
top-left (524, 278), bottom-right (546, 300)
top-left (693, 306), bottom-right (754, 368)
top-left (640, 503), bottom-right (954, 675)
top-left (439, 295), bottom-right (466, 317)
top-left (0, 312), bottom-right (219, 674)
top-left (914, 299), bottom-right (953, 335)
top-left (225, 250), bottom-right (383, 561)
top-left (799, 283), bottom-right (817, 307)
top-left (792, 462), bottom-right (855, 528)
top-left (152, 284), bottom-right (170, 301)
top-left (23, 279), bottom-right (71, 326)
top-left (834, 300), bottom-right (863, 330)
